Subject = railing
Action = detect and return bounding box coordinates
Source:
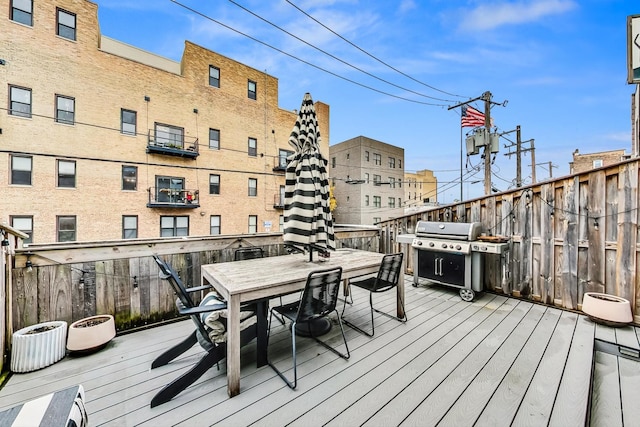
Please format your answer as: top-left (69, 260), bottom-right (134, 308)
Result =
top-left (147, 187), bottom-right (199, 208)
top-left (6, 228), bottom-right (380, 334)
top-left (378, 157), bottom-right (640, 324)
top-left (273, 194), bottom-right (284, 209)
top-left (147, 130), bottom-right (199, 159)
top-left (273, 155), bottom-right (288, 172)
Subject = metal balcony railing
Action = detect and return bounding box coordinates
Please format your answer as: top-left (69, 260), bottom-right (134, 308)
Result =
top-left (273, 194), bottom-right (284, 209)
top-left (147, 187), bottom-right (200, 208)
top-left (272, 155), bottom-right (289, 172)
top-left (147, 131), bottom-right (199, 159)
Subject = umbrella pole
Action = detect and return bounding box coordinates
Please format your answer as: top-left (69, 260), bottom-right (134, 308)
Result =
top-left (308, 244), bottom-right (313, 262)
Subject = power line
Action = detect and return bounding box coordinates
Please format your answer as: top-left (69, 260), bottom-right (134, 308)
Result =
top-left (285, 0), bottom-right (467, 100)
top-left (169, 0), bottom-right (447, 107)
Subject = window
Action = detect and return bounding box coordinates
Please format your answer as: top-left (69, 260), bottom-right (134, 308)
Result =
top-left (11, 155), bottom-right (32, 185)
top-left (389, 197), bottom-right (395, 208)
top-left (11, 216), bottom-right (33, 244)
top-left (593, 159), bottom-right (603, 168)
top-left (210, 215), bottom-right (221, 235)
top-left (209, 65), bottom-right (220, 88)
top-left (373, 217), bottom-right (381, 224)
top-left (373, 153), bottom-right (381, 165)
top-left (11, 0), bottom-right (33, 25)
top-left (55, 95), bottom-right (75, 124)
top-left (122, 166), bottom-right (137, 191)
top-left (398, 159), bottom-right (402, 168)
top-left (365, 195), bottom-right (369, 206)
top-left (57, 215), bottom-right (76, 242)
top-left (373, 196), bottom-right (381, 208)
top-left (209, 174), bottom-right (220, 195)
top-left (209, 128), bottom-right (220, 150)
top-left (389, 177), bottom-right (395, 188)
top-left (365, 151), bottom-right (369, 162)
top-left (277, 149), bottom-right (293, 168)
top-left (373, 174), bottom-right (381, 184)
top-left (121, 109), bottom-right (136, 135)
top-left (9, 85), bottom-right (31, 117)
top-left (156, 176), bottom-right (184, 202)
top-left (248, 178), bottom-right (257, 196)
top-left (364, 173), bottom-right (369, 183)
top-left (57, 8), bottom-right (76, 40)
top-left (154, 123), bottom-right (184, 148)
top-left (160, 216), bottom-right (188, 237)
top-left (122, 216), bottom-right (138, 239)
top-left (279, 215), bottom-right (284, 232)
top-left (346, 153), bottom-right (350, 160)
top-left (389, 157), bottom-right (395, 168)
top-left (398, 197), bottom-right (402, 206)
top-left (331, 157), bottom-right (336, 168)
top-left (57, 160), bottom-right (76, 188)
top-left (248, 137), bottom-right (257, 156)
top-left (248, 80), bottom-right (257, 100)
top-left (398, 179), bottom-right (402, 188)
top-left (248, 215), bottom-right (257, 233)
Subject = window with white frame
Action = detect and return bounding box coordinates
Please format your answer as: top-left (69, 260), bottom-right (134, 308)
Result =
top-left (389, 157), bottom-right (395, 168)
top-left (11, 155), bottom-right (32, 185)
top-left (388, 197), bottom-right (395, 208)
top-left (248, 137), bottom-right (257, 156)
top-left (55, 95), bottom-right (75, 124)
top-left (365, 195), bottom-right (369, 206)
top-left (57, 215), bottom-right (76, 242)
top-left (593, 159), bottom-right (603, 168)
top-left (11, 0), bottom-right (33, 26)
top-left (209, 174), bottom-right (220, 195)
top-left (160, 216), bottom-right (188, 237)
top-left (56, 8), bottom-right (76, 41)
top-left (279, 215), bottom-right (284, 232)
top-left (122, 165), bottom-right (137, 191)
top-left (154, 123), bottom-right (184, 148)
top-left (9, 85), bottom-right (31, 117)
top-left (57, 160), bottom-right (76, 188)
top-left (248, 178), bottom-right (257, 196)
top-left (248, 80), bottom-right (257, 100)
top-left (373, 153), bottom-right (381, 165)
top-left (209, 65), bottom-right (220, 88)
top-left (121, 109), bottom-right (136, 135)
top-left (210, 215), bottom-right (221, 235)
top-left (122, 215), bottom-right (138, 239)
top-left (365, 151), bottom-right (370, 161)
top-left (209, 128), bottom-right (220, 149)
top-left (11, 216), bottom-right (33, 243)
top-left (373, 196), bottom-right (381, 208)
top-left (248, 215), bottom-right (257, 233)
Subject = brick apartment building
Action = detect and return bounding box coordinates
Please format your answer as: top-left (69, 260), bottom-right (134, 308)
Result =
top-left (403, 169), bottom-right (438, 209)
top-left (1, 0), bottom-right (329, 244)
top-left (569, 149), bottom-right (629, 174)
top-left (330, 136), bottom-right (404, 225)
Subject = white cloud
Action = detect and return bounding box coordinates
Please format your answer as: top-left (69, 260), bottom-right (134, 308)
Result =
top-left (398, 0), bottom-right (417, 14)
top-left (460, 0), bottom-right (577, 31)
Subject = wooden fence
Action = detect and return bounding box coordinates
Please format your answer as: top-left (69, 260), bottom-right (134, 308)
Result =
top-left (379, 158), bottom-right (640, 324)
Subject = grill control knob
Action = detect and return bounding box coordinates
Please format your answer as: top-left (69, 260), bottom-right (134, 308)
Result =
top-left (417, 241), bottom-right (422, 246)
top-left (442, 243), bottom-right (447, 249)
top-left (428, 242), bottom-right (434, 247)
top-left (455, 244), bottom-right (462, 250)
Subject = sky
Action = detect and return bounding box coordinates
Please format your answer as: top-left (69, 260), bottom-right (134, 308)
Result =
top-left (93, 0), bottom-right (636, 202)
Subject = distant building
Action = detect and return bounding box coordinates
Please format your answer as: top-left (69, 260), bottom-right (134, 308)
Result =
top-left (2, 0), bottom-right (329, 243)
top-left (403, 169), bottom-right (438, 210)
top-left (330, 136), bottom-right (404, 225)
top-left (569, 149), bottom-right (629, 174)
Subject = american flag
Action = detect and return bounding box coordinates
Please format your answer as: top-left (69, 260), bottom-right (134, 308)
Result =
top-left (461, 105), bottom-right (486, 128)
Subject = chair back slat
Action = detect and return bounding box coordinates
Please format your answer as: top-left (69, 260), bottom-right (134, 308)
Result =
top-left (297, 267), bottom-right (342, 322)
top-left (373, 253), bottom-right (404, 292)
top-left (234, 247), bottom-right (264, 261)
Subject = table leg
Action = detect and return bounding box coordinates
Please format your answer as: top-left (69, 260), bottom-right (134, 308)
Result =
top-left (397, 264), bottom-right (405, 319)
top-left (256, 300), bottom-right (268, 368)
top-left (226, 296), bottom-right (241, 397)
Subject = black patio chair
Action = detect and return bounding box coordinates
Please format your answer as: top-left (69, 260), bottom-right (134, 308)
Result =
top-left (235, 247), bottom-right (286, 325)
top-left (149, 255), bottom-right (257, 407)
top-left (267, 266), bottom-right (350, 389)
top-left (341, 252), bottom-right (407, 337)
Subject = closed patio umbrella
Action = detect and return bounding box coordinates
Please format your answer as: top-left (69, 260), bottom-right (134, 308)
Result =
top-left (283, 92), bottom-right (335, 262)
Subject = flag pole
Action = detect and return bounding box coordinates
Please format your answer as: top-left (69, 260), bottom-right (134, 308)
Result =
top-left (460, 125), bottom-right (463, 202)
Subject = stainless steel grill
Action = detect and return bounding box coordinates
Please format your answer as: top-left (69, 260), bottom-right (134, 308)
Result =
top-left (408, 221), bottom-right (508, 301)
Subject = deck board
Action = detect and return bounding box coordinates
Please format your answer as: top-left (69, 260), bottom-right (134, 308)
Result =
top-left (0, 275), bottom-right (637, 427)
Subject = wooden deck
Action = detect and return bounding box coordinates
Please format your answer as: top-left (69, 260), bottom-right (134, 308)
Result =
top-left (1, 275), bottom-right (639, 426)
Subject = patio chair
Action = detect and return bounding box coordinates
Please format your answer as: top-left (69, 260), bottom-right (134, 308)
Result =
top-left (267, 266), bottom-right (350, 389)
top-left (235, 247), bottom-right (285, 325)
top-left (341, 252), bottom-right (407, 337)
top-left (150, 255), bottom-right (257, 407)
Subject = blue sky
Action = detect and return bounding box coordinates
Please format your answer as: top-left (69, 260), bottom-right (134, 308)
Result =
top-left (94, 0), bottom-right (635, 201)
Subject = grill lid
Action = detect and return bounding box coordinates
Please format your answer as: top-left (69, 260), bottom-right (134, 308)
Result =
top-left (415, 221), bottom-right (482, 241)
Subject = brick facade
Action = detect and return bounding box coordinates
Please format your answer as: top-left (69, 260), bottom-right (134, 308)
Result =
top-left (1, 0), bottom-right (329, 243)
top-left (569, 149), bottom-right (628, 174)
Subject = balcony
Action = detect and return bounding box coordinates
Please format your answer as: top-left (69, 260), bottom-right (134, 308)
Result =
top-left (146, 130), bottom-right (199, 159)
top-left (147, 187), bottom-right (199, 208)
top-left (273, 194), bottom-right (284, 209)
top-left (273, 151), bottom-right (293, 172)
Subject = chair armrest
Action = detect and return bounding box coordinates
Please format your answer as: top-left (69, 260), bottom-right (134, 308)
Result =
top-left (184, 284), bottom-right (212, 293)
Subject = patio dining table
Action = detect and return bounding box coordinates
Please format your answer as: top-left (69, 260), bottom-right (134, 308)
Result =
top-left (201, 248), bottom-right (404, 397)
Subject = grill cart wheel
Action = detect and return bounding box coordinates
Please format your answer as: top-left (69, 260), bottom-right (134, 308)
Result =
top-left (459, 288), bottom-right (475, 302)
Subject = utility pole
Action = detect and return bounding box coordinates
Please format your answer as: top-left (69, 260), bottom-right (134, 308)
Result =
top-left (530, 139), bottom-right (536, 183)
top-left (530, 160), bottom-right (556, 180)
top-left (503, 126), bottom-right (535, 188)
top-left (482, 91), bottom-right (492, 196)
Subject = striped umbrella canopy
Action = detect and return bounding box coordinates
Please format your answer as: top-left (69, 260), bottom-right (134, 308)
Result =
top-left (283, 93), bottom-right (335, 260)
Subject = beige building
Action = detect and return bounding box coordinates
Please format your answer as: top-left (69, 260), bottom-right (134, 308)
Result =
top-left (1, 0), bottom-right (329, 244)
top-left (403, 169), bottom-right (438, 209)
top-left (569, 149), bottom-right (629, 174)
top-left (330, 136), bottom-right (404, 225)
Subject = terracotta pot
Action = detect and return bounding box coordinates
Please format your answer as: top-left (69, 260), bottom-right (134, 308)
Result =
top-left (67, 314), bottom-right (116, 354)
top-left (11, 321), bottom-right (68, 373)
top-left (582, 292), bottom-right (632, 326)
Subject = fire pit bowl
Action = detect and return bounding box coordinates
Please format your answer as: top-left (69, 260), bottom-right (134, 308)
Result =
top-left (11, 321), bottom-right (68, 373)
top-left (67, 314), bottom-right (116, 354)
